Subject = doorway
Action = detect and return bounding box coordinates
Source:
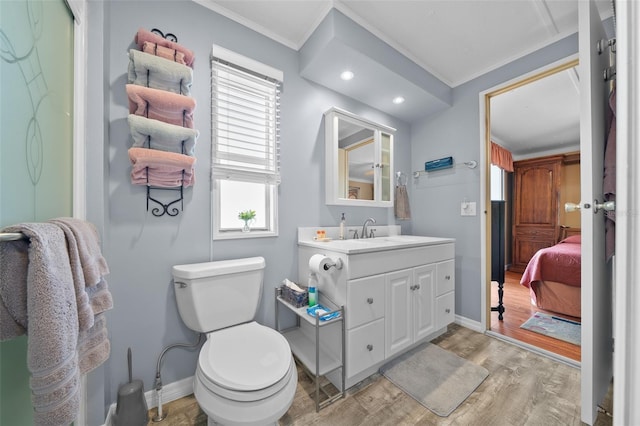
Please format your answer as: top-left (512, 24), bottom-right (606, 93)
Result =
top-left (482, 57), bottom-right (581, 362)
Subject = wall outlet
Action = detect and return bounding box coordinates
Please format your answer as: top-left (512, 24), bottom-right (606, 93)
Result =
top-left (461, 201), bottom-right (477, 216)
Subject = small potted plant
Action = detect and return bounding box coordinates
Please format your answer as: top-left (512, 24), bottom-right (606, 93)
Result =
top-left (238, 209), bottom-right (256, 232)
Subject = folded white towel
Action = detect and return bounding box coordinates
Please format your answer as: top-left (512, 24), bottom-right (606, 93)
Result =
top-left (128, 114), bottom-right (198, 156)
top-left (128, 49), bottom-right (192, 96)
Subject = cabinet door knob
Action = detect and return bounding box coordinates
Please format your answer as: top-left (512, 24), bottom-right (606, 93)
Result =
top-left (415, 284), bottom-right (420, 290)
top-left (445, 275), bottom-right (451, 280)
top-left (367, 297), bottom-right (374, 304)
top-left (445, 308), bottom-right (451, 314)
top-left (366, 344), bottom-right (373, 351)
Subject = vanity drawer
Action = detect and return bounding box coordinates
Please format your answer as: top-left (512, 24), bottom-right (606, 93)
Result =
top-left (436, 291), bottom-right (455, 329)
top-left (347, 275), bottom-right (385, 329)
top-left (436, 260), bottom-right (455, 295)
top-left (347, 318), bottom-right (385, 377)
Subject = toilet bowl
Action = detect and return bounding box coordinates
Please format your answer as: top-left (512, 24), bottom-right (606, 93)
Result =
top-left (172, 258), bottom-right (297, 426)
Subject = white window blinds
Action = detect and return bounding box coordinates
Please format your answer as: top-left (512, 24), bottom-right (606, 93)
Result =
top-left (211, 50), bottom-right (282, 185)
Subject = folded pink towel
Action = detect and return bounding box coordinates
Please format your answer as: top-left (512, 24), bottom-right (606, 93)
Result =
top-left (129, 147), bottom-right (196, 187)
top-left (142, 41), bottom-right (186, 65)
top-left (135, 27), bottom-right (195, 68)
top-left (127, 84), bottom-right (195, 128)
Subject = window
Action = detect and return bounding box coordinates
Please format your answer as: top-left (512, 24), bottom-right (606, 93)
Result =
top-left (211, 45), bottom-right (282, 239)
top-left (490, 164), bottom-right (504, 201)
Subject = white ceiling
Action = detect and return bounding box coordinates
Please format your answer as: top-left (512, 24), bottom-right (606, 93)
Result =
top-left (196, 0), bottom-right (614, 156)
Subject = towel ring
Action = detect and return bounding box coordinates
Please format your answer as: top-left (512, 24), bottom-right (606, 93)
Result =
top-left (396, 171), bottom-right (408, 186)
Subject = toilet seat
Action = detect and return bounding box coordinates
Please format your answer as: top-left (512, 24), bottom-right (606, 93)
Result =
top-left (197, 322), bottom-right (293, 402)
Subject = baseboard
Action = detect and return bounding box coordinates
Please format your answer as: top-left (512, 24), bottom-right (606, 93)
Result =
top-left (103, 376), bottom-right (194, 426)
top-left (455, 315), bottom-right (483, 333)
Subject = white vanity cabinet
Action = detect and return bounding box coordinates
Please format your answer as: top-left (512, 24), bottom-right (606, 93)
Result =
top-left (344, 274), bottom-right (386, 377)
top-left (435, 260), bottom-right (456, 329)
top-left (297, 234), bottom-right (455, 390)
top-left (385, 264), bottom-right (437, 358)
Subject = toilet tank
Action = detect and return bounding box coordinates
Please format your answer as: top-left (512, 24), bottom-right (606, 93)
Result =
top-left (172, 257), bottom-right (265, 333)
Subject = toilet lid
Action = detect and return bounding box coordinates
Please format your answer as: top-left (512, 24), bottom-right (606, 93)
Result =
top-left (199, 322), bottom-right (292, 392)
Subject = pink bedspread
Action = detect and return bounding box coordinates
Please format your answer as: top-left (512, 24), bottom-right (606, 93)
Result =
top-left (520, 235), bottom-right (581, 288)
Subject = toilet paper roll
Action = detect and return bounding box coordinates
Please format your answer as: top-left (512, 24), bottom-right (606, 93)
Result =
top-left (309, 254), bottom-right (332, 274)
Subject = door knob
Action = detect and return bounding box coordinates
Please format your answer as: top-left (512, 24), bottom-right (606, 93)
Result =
top-left (366, 344), bottom-right (373, 351)
top-left (593, 199), bottom-right (616, 213)
top-left (565, 202), bottom-right (581, 212)
top-left (367, 297), bottom-right (374, 304)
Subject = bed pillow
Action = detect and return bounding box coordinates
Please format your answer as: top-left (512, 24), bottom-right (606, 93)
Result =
top-left (560, 235), bottom-right (581, 244)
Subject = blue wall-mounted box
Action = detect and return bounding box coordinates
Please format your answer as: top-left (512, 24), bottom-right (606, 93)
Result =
top-left (425, 156), bottom-right (454, 172)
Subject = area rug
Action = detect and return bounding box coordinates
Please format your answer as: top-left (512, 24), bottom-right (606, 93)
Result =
top-left (380, 343), bottom-right (489, 417)
top-left (520, 312), bottom-right (581, 346)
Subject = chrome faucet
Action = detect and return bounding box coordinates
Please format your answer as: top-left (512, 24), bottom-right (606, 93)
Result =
top-left (361, 217), bottom-right (376, 239)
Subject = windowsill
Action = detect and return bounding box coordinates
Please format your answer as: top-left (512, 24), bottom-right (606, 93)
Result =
top-left (213, 230), bottom-right (278, 240)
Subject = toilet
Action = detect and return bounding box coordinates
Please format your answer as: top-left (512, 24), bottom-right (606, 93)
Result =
top-left (172, 257), bottom-right (297, 426)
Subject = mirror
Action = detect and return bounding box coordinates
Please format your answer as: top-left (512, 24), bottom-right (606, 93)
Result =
top-left (325, 107), bottom-right (395, 207)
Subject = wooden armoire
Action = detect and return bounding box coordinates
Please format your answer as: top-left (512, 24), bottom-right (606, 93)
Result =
top-left (511, 155), bottom-right (563, 272)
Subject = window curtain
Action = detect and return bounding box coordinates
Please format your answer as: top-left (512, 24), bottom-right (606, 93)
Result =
top-left (491, 141), bottom-right (514, 172)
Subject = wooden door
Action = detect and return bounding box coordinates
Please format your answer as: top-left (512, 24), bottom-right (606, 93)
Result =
top-left (511, 156), bottom-right (562, 271)
top-left (578, 1), bottom-right (614, 423)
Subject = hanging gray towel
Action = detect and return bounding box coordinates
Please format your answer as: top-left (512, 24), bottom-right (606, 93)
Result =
top-left (0, 223), bottom-right (81, 426)
top-left (395, 184), bottom-right (411, 220)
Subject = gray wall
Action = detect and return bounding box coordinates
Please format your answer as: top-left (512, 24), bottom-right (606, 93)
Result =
top-left (86, 0), bottom-right (411, 419)
top-left (409, 34), bottom-right (578, 322)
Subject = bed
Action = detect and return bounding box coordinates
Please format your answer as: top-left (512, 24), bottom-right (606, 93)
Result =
top-left (520, 235), bottom-right (581, 318)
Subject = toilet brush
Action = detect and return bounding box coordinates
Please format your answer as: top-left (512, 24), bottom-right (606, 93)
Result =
top-left (113, 347), bottom-right (148, 426)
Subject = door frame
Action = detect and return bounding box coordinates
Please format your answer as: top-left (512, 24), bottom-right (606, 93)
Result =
top-left (613, 1), bottom-right (640, 423)
top-left (65, 0), bottom-right (89, 423)
top-left (478, 55), bottom-right (578, 335)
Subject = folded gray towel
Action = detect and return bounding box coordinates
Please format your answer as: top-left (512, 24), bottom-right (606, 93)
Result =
top-left (128, 114), bottom-right (198, 155)
top-left (128, 49), bottom-right (193, 96)
top-left (78, 313), bottom-right (110, 375)
top-left (49, 217), bottom-right (109, 287)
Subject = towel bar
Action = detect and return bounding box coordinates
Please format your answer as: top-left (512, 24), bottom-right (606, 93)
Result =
top-left (0, 232), bottom-right (27, 242)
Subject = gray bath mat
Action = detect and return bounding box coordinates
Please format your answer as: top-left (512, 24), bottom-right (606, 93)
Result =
top-left (380, 343), bottom-right (489, 417)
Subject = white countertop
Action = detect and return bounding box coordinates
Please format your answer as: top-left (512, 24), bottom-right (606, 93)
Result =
top-left (298, 234), bottom-right (455, 254)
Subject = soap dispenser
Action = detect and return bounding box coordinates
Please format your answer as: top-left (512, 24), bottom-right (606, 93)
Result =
top-left (339, 213), bottom-right (346, 240)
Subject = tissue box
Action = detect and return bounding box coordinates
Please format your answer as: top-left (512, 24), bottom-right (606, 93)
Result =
top-left (280, 283), bottom-right (308, 308)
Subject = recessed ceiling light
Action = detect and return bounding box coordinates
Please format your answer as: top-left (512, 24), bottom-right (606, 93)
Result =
top-left (392, 96), bottom-right (405, 104)
top-left (340, 70), bottom-right (354, 81)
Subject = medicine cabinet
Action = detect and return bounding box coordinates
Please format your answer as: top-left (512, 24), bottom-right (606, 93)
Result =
top-left (324, 107), bottom-right (395, 207)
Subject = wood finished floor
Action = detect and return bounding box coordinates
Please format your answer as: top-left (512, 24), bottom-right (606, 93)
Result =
top-left (147, 324), bottom-right (612, 426)
top-left (490, 270), bottom-right (581, 362)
